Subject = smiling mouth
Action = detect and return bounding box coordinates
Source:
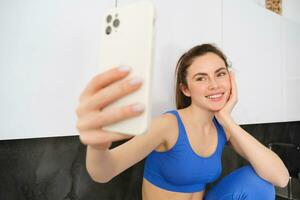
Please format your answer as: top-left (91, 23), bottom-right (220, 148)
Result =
top-left (206, 93), bottom-right (224, 99)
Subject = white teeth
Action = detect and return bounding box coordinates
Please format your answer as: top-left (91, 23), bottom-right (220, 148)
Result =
top-left (207, 94), bottom-right (222, 99)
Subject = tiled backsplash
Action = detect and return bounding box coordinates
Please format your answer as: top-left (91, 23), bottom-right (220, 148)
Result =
top-left (0, 121), bottom-right (299, 200)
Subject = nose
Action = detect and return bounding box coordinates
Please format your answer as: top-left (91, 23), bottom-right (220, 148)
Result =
top-left (208, 78), bottom-right (219, 90)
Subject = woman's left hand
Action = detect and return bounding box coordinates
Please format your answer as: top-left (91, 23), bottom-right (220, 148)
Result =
top-left (214, 71), bottom-right (238, 126)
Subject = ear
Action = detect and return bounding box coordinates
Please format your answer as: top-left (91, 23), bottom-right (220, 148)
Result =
top-left (180, 83), bottom-right (191, 97)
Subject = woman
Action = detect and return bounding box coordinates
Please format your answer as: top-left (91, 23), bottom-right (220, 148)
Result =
top-left (76, 44), bottom-right (289, 200)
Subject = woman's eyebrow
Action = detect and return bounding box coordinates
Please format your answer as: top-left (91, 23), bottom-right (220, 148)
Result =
top-left (192, 67), bottom-right (227, 79)
top-left (215, 67), bottom-right (227, 73)
top-left (192, 72), bottom-right (207, 78)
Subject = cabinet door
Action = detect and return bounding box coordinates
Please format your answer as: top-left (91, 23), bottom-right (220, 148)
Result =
top-left (282, 18), bottom-right (300, 121)
top-left (0, 0), bottom-right (223, 140)
top-left (223, 0), bottom-right (283, 124)
top-left (0, 0), bottom-right (113, 139)
top-left (151, 0), bottom-right (223, 116)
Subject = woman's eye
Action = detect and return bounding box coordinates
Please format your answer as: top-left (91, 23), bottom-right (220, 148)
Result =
top-left (218, 72), bottom-right (227, 77)
top-left (196, 77), bottom-right (206, 81)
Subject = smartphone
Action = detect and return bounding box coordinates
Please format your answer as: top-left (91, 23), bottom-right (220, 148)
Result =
top-left (99, 1), bottom-right (155, 135)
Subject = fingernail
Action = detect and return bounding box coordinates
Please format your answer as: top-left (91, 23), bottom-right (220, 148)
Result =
top-left (117, 66), bottom-right (131, 72)
top-left (129, 77), bottom-right (143, 86)
top-left (132, 103), bottom-right (145, 112)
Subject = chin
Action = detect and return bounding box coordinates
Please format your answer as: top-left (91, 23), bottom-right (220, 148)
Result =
top-left (209, 107), bottom-right (223, 112)
top-left (208, 103), bottom-right (226, 112)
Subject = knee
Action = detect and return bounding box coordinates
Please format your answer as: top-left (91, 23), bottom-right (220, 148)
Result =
top-left (205, 166), bottom-right (275, 200)
top-left (239, 165), bottom-right (271, 185)
top-left (233, 165), bottom-right (275, 198)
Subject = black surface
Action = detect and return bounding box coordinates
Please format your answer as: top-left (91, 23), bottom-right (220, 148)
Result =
top-left (0, 121), bottom-right (299, 199)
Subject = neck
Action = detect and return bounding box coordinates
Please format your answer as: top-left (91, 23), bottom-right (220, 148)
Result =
top-left (181, 104), bottom-right (214, 128)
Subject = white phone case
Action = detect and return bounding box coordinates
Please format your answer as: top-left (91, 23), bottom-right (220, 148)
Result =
top-left (99, 1), bottom-right (155, 135)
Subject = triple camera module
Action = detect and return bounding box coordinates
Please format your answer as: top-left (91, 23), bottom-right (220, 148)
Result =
top-left (105, 14), bottom-right (120, 35)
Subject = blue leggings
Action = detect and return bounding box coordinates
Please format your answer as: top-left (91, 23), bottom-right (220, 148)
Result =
top-left (204, 165), bottom-right (275, 200)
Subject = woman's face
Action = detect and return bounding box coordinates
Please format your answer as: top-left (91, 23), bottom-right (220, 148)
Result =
top-left (181, 52), bottom-right (231, 112)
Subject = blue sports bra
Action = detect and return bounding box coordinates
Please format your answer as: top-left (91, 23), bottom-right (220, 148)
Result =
top-left (143, 110), bottom-right (227, 193)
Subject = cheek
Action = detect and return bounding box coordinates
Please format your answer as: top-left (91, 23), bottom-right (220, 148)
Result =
top-left (189, 84), bottom-right (207, 95)
top-left (227, 82), bottom-right (232, 92)
top-left (222, 78), bottom-right (231, 91)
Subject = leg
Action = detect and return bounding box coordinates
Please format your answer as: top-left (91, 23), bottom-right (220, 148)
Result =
top-left (204, 165), bottom-right (275, 200)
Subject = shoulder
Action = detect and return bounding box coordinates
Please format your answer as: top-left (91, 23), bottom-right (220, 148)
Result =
top-left (148, 111), bottom-right (178, 142)
top-left (150, 111), bottom-right (178, 132)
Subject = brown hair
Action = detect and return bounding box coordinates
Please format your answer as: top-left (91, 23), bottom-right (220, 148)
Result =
top-left (175, 43), bottom-right (229, 109)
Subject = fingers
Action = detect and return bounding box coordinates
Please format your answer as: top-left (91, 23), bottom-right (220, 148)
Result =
top-left (76, 65), bottom-right (143, 117)
top-left (76, 76), bottom-right (143, 116)
top-left (76, 102), bottom-right (140, 149)
top-left (79, 66), bottom-right (131, 102)
top-left (88, 76), bottom-right (143, 111)
top-left (76, 66), bottom-right (143, 149)
top-left (77, 103), bottom-right (144, 131)
top-left (229, 71), bottom-right (238, 102)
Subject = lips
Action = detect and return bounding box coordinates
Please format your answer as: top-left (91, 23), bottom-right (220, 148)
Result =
top-left (206, 93), bottom-right (224, 101)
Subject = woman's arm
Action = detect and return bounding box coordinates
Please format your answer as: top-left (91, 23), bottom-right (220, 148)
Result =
top-left (222, 118), bottom-right (289, 188)
top-left (86, 115), bottom-right (170, 183)
top-left (76, 66), bottom-right (169, 183)
top-left (215, 72), bottom-right (289, 188)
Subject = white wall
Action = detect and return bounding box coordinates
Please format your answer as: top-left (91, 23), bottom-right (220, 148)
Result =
top-left (282, 0), bottom-right (300, 24)
top-left (282, 18), bottom-right (300, 121)
top-left (250, 0), bottom-right (300, 25)
top-left (0, 0), bottom-right (222, 139)
top-left (0, 0), bottom-right (112, 139)
top-left (223, 0), bottom-right (283, 124)
top-left (250, 0), bottom-right (265, 7)
top-left (1, 0), bottom-right (300, 140)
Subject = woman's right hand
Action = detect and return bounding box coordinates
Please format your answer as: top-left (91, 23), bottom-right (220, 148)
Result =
top-left (75, 66), bottom-right (144, 150)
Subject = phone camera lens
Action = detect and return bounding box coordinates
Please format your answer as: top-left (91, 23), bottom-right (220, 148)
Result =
top-left (105, 26), bottom-right (112, 35)
top-left (106, 15), bottom-right (112, 23)
top-left (113, 19), bottom-right (120, 27)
